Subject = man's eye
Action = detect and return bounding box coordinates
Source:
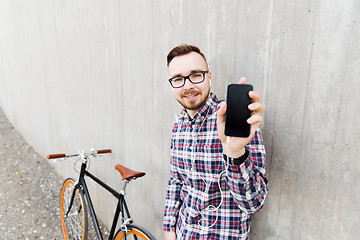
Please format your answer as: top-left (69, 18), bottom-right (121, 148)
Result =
top-left (173, 77), bottom-right (183, 82)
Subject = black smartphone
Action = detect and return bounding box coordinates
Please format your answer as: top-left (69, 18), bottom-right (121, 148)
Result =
top-left (224, 84), bottom-right (253, 137)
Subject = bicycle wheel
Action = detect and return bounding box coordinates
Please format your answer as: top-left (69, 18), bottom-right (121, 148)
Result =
top-left (114, 224), bottom-right (156, 240)
top-left (60, 178), bottom-right (88, 240)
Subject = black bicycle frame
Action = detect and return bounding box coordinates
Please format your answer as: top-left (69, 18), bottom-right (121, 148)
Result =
top-left (68, 160), bottom-right (132, 240)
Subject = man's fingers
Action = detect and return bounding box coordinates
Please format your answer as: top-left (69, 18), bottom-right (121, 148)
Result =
top-left (217, 102), bottom-right (227, 142)
top-left (217, 102), bottom-right (227, 122)
top-left (249, 90), bottom-right (261, 102)
top-left (248, 102), bottom-right (264, 114)
top-left (238, 77), bottom-right (247, 84)
top-left (247, 114), bottom-right (263, 125)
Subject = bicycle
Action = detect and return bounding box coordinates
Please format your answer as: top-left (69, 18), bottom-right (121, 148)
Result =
top-left (47, 148), bottom-right (156, 240)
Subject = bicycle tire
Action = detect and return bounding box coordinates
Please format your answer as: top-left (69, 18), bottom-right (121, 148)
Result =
top-left (60, 178), bottom-right (88, 240)
top-left (114, 224), bottom-right (156, 240)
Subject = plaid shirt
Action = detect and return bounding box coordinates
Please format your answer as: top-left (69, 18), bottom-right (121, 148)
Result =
top-left (163, 93), bottom-right (268, 239)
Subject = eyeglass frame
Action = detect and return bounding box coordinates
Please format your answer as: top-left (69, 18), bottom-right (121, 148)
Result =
top-left (168, 70), bottom-right (209, 88)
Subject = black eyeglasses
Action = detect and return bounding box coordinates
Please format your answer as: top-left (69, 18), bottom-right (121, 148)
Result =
top-left (168, 70), bottom-right (209, 88)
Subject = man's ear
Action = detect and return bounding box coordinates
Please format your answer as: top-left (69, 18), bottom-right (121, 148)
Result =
top-left (209, 72), bottom-right (212, 86)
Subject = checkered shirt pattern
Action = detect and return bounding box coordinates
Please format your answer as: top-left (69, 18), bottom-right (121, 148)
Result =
top-left (163, 93), bottom-right (268, 239)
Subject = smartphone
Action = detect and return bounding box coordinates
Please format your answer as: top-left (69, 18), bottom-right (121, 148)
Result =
top-left (224, 84), bottom-right (253, 137)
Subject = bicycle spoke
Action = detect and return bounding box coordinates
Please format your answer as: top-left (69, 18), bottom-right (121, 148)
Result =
top-left (60, 179), bottom-right (87, 240)
top-left (54, 150), bottom-right (155, 240)
top-left (67, 214), bottom-right (82, 239)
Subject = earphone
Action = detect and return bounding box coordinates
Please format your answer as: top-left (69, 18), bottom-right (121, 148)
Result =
top-left (181, 111), bottom-right (229, 229)
top-left (196, 136), bottom-right (231, 229)
top-left (173, 107), bottom-right (231, 229)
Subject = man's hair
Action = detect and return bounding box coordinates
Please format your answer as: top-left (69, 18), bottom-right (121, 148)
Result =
top-left (167, 44), bottom-right (207, 66)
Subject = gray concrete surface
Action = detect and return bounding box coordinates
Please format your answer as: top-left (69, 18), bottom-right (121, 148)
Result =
top-left (0, 1), bottom-right (359, 239)
top-left (0, 107), bottom-right (110, 239)
top-left (0, 107), bottom-right (63, 239)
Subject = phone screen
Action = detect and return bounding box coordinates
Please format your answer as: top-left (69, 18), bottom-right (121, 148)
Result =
top-left (224, 84), bottom-right (253, 137)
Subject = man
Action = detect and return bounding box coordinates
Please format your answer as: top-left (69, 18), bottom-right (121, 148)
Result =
top-left (163, 44), bottom-right (268, 240)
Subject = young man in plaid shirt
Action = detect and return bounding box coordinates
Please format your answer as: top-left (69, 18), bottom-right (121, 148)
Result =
top-left (163, 44), bottom-right (268, 240)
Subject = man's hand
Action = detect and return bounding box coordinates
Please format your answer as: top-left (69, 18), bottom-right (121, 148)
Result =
top-left (217, 77), bottom-right (264, 158)
top-left (164, 231), bottom-right (176, 240)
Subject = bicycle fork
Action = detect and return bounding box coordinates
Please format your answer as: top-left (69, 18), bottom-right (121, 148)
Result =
top-left (66, 180), bottom-right (104, 240)
top-left (65, 181), bottom-right (82, 217)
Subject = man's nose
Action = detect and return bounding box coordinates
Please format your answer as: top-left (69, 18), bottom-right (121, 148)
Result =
top-left (183, 77), bottom-right (194, 89)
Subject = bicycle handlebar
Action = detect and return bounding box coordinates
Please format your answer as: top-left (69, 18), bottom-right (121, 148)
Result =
top-left (47, 148), bottom-right (112, 159)
top-left (47, 153), bottom-right (67, 159)
top-left (96, 149), bottom-right (112, 154)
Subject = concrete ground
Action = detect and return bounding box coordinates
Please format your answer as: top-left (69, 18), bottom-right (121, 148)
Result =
top-left (0, 108), bottom-right (63, 239)
top-left (0, 108), bottom-right (109, 239)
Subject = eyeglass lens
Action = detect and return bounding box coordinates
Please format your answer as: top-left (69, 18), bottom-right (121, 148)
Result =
top-left (170, 72), bottom-right (206, 88)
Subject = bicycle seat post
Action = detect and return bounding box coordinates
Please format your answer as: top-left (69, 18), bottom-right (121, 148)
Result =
top-left (120, 179), bottom-right (130, 196)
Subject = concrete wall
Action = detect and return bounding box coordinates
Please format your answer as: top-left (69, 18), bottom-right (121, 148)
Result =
top-left (0, 0), bottom-right (359, 239)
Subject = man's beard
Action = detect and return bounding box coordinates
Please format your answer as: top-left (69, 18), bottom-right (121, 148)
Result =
top-left (176, 88), bottom-right (210, 112)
